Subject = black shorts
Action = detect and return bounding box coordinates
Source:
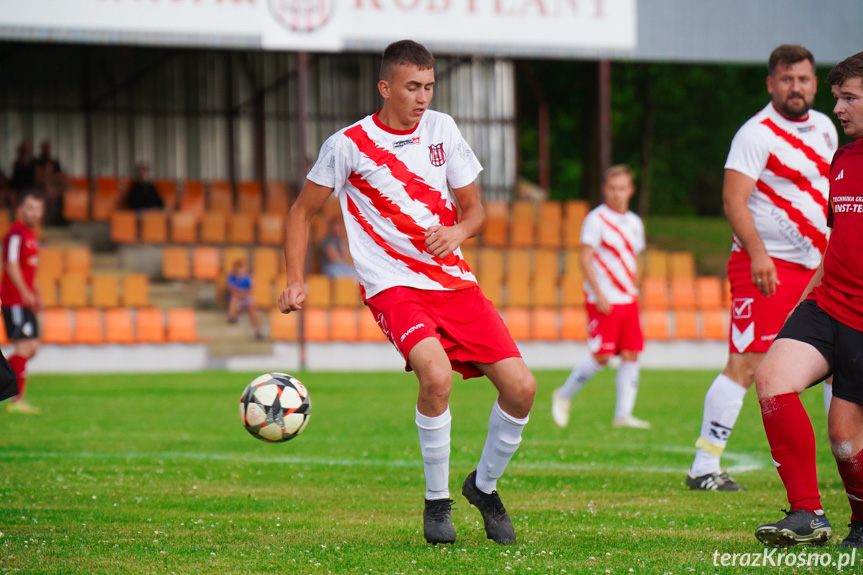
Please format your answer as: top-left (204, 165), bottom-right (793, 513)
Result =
top-left (1, 306), bottom-right (39, 340)
top-left (777, 299), bottom-right (863, 405)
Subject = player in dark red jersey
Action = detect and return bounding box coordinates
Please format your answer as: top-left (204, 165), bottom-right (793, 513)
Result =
top-left (2, 191), bottom-right (45, 414)
top-left (753, 51), bottom-right (863, 549)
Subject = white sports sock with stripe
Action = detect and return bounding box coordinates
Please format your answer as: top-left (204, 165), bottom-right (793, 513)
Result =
top-left (690, 373), bottom-right (747, 477)
top-left (475, 399), bottom-right (529, 494)
top-left (557, 355), bottom-right (602, 399)
top-left (614, 361), bottom-right (640, 419)
top-left (416, 406), bottom-right (451, 500)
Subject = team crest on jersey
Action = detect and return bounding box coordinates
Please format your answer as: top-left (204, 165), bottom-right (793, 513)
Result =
top-left (269, 0), bottom-right (332, 33)
top-left (429, 143), bottom-right (445, 167)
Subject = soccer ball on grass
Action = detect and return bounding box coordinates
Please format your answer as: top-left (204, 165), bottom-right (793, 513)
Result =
top-left (239, 373), bottom-right (311, 442)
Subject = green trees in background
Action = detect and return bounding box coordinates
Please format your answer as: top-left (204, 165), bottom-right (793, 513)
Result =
top-left (517, 61), bottom-right (844, 215)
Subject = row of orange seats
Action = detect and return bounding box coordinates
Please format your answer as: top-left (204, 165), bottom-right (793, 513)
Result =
top-left (40, 307), bottom-right (198, 345)
top-left (267, 307), bottom-right (729, 343)
top-left (111, 210), bottom-right (286, 246)
top-left (39, 273), bottom-right (149, 309)
top-left (469, 199), bottom-right (590, 249)
top-left (64, 179), bottom-right (292, 222)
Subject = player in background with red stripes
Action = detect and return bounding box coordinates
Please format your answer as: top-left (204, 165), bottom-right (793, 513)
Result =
top-left (278, 40), bottom-right (535, 546)
top-left (753, 50), bottom-right (863, 549)
top-left (551, 165), bottom-right (649, 430)
top-left (686, 45), bottom-right (838, 492)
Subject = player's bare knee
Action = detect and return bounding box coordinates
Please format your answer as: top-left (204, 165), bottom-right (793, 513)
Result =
top-left (592, 354), bottom-right (612, 367)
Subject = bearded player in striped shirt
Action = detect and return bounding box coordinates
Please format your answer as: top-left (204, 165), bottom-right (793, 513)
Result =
top-left (278, 40), bottom-right (535, 546)
top-left (551, 165), bottom-right (649, 430)
top-left (686, 45), bottom-right (838, 492)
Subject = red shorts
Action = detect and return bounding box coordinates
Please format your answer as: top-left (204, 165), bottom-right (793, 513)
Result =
top-left (727, 249), bottom-right (816, 353)
top-left (586, 300), bottom-right (643, 356)
top-left (365, 285), bottom-right (521, 380)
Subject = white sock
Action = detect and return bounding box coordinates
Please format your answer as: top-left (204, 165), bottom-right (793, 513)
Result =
top-left (416, 406), bottom-right (451, 500)
top-left (557, 355), bottom-right (602, 399)
top-left (690, 373), bottom-right (747, 477)
top-left (614, 361), bottom-right (640, 419)
top-left (475, 399), bottom-right (529, 494)
top-left (824, 381), bottom-right (833, 415)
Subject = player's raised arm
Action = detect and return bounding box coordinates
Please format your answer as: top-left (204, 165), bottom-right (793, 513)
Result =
top-left (723, 168), bottom-right (777, 296)
top-left (424, 182), bottom-right (485, 259)
top-left (278, 181), bottom-right (334, 314)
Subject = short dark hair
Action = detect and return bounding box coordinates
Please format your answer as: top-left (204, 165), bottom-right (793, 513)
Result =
top-left (827, 52), bottom-right (863, 87)
top-left (768, 44), bottom-right (815, 76)
top-left (379, 40), bottom-right (434, 81)
top-left (18, 190), bottom-right (44, 206)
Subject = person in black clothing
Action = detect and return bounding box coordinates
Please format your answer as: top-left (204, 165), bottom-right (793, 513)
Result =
top-left (125, 163), bottom-right (164, 212)
top-left (10, 140), bottom-right (34, 194)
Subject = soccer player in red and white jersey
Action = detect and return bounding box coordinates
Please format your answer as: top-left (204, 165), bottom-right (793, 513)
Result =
top-left (686, 45), bottom-right (838, 492)
top-left (1, 191), bottom-right (45, 415)
top-left (278, 40), bottom-right (535, 546)
top-left (753, 51), bottom-right (863, 549)
top-left (551, 165), bottom-right (649, 430)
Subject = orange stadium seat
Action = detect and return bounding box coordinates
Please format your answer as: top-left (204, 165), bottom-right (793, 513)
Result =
top-left (73, 308), bottom-right (104, 344)
top-left (179, 181), bottom-right (206, 214)
top-left (42, 308), bottom-right (73, 344)
top-left (644, 250), bottom-right (669, 279)
top-left (510, 201), bottom-right (536, 248)
top-left (208, 181), bottom-right (234, 214)
top-left (640, 277), bottom-right (669, 310)
top-left (63, 188), bottom-right (89, 221)
top-left (560, 307), bottom-right (587, 340)
top-left (696, 276), bottom-right (724, 310)
top-left (40, 247), bottom-right (64, 279)
top-left (358, 309), bottom-right (388, 342)
top-left (252, 247), bottom-right (279, 282)
top-left (257, 213), bottom-right (285, 246)
top-left (265, 181), bottom-right (291, 214)
top-left (162, 247), bottom-right (191, 281)
top-left (506, 276), bottom-right (531, 307)
top-left (534, 249), bottom-right (559, 279)
top-left (66, 175), bottom-right (89, 190)
top-left (482, 201), bottom-right (508, 247)
top-left (504, 308), bottom-right (530, 341)
top-left (530, 308), bottom-right (558, 340)
top-left (675, 309), bottom-right (698, 340)
top-left (329, 307), bottom-right (358, 342)
top-left (91, 275), bottom-right (120, 308)
top-left (531, 275), bottom-right (557, 307)
top-left (332, 277), bottom-right (360, 307)
top-left (154, 180), bottom-right (177, 210)
top-left (303, 307), bottom-right (329, 342)
top-left (199, 211), bottom-right (226, 244)
top-left (167, 308), bottom-right (198, 343)
top-left (37, 274), bottom-right (58, 308)
top-left (305, 275), bottom-right (332, 308)
top-left (563, 249), bottom-right (582, 277)
top-left (478, 273), bottom-right (503, 307)
top-left (643, 310), bottom-right (670, 340)
top-left (252, 274), bottom-right (274, 309)
top-left (670, 278), bottom-right (697, 311)
top-left (668, 251), bottom-right (696, 279)
top-left (91, 180), bottom-right (120, 220)
top-left (478, 248), bottom-right (504, 283)
top-left (59, 274), bottom-right (88, 308)
top-left (136, 308), bottom-right (165, 343)
top-left (460, 246), bottom-right (477, 271)
top-left (140, 210), bottom-right (168, 243)
top-left (702, 309), bottom-right (727, 341)
top-left (121, 273), bottom-right (149, 307)
top-left (104, 308), bottom-right (135, 344)
top-left (563, 200), bottom-right (589, 248)
top-left (237, 181), bottom-right (262, 214)
top-left (193, 246), bottom-right (221, 281)
top-left (269, 308), bottom-right (299, 341)
top-left (537, 201), bottom-right (563, 249)
top-left (228, 213), bottom-right (256, 245)
top-left (170, 211), bottom-right (199, 244)
top-left (222, 246), bottom-right (248, 274)
top-left (64, 246), bottom-right (91, 277)
top-left (506, 248), bottom-right (531, 277)
top-left (110, 210), bottom-right (138, 243)
top-left (560, 274), bottom-right (585, 307)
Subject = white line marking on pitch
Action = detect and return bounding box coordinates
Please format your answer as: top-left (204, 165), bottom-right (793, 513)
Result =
top-left (0, 447), bottom-right (766, 473)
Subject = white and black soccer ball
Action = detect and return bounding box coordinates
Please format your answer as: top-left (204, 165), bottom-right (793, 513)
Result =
top-left (239, 373), bottom-right (311, 442)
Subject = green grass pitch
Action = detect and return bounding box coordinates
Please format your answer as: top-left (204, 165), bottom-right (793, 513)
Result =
top-left (0, 369), bottom-right (852, 574)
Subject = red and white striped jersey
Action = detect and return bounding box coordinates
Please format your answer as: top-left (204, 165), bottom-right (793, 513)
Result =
top-left (725, 102), bottom-right (838, 269)
top-left (580, 204), bottom-right (645, 305)
top-left (307, 110), bottom-right (482, 299)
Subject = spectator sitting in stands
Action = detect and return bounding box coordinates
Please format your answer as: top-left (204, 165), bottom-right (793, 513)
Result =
top-left (33, 140), bottom-right (66, 226)
top-left (125, 162), bottom-right (165, 212)
top-left (226, 259), bottom-right (263, 340)
top-left (10, 140), bottom-right (34, 196)
top-left (319, 217), bottom-right (355, 278)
